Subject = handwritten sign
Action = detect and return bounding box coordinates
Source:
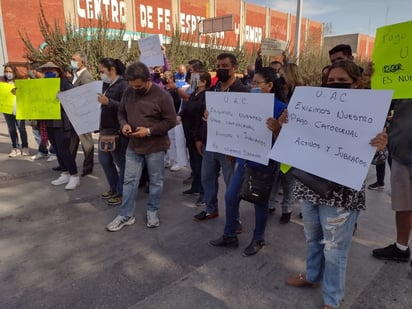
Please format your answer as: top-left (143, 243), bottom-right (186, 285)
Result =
top-left (268, 86), bottom-right (393, 191)
top-left (261, 38), bottom-right (287, 56)
top-left (0, 82), bottom-right (16, 114)
top-left (372, 20), bottom-right (412, 99)
top-left (15, 79), bottom-right (61, 119)
top-left (205, 92), bottom-right (274, 165)
top-left (137, 35), bottom-right (164, 67)
top-left (58, 81), bottom-right (102, 135)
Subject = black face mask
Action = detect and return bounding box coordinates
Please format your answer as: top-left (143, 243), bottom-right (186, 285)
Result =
top-left (216, 69), bottom-right (231, 83)
top-left (135, 87), bottom-right (147, 96)
top-left (322, 83), bottom-right (352, 89)
top-left (154, 72), bottom-right (161, 79)
top-left (161, 77), bottom-right (168, 85)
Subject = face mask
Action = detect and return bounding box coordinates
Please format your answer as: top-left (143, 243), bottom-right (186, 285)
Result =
top-left (27, 71), bottom-right (36, 79)
top-left (251, 87), bottom-right (261, 93)
top-left (322, 82), bottom-right (352, 89)
top-left (154, 72), bottom-right (161, 79)
top-left (4, 72), bottom-right (14, 80)
top-left (135, 87), bottom-right (147, 96)
top-left (216, 69), bottom-right (231, 83)
top-left (70, 60), bottom-right (78, 70)
top-left (44, 71), bottom-right (57, 78)
top-left (100, 73), bottom-right (111, 83)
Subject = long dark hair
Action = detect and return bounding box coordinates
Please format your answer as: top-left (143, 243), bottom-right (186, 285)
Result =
top-left (99, 58), bottom-right (126, 76)
top-left (254, 67), bottom-right (287, 102)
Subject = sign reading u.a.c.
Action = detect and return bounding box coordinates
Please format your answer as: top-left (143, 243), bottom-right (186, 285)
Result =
top-left (372, 20), bottom-right (412, 99)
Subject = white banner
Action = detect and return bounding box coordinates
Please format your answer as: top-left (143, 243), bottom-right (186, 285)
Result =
top-left (58, 81), bottom-right (103, 135)
top-left (137, 35), bottom-right (164, 67)
top-left (268, 86), bottom-right (393, 190)
top-left (206, 92), bottom-right (274, 165)
top-left (261, 38), bottom-right (287, 56)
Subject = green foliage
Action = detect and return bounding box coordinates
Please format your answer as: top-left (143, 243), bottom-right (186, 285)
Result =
top-left (19, 1), bottom-right (138, 78)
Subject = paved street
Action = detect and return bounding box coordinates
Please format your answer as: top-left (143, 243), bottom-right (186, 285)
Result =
top-left (0, 119), bottom-right (411, 309)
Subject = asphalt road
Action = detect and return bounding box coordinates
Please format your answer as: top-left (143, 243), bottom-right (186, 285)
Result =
top-left (0, 120), bottom-right (411, 309)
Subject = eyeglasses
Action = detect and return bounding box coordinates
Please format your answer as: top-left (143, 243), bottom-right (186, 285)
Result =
top-left (251, 80), bottom-right (266, 86)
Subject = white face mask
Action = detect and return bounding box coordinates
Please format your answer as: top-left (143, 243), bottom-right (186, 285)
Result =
top-left (4, 72), bottom-right (14, 80)
top-left (70, 60), bottom-right (78, 70)
top-left (100, 73), bottom-right (111, 83)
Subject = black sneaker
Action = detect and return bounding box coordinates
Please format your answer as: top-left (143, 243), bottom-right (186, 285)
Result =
top-left (209, 235), bottom-right (239, 248)
top-left (280, 212), bottom-right (292, 224)
top-left (368, 182), bottom-right (384, 190)
top-left (372, 243), bottom-right (411, 262)
top-left (182, 189), bottom-right (200, 195)
top-left (243, 239), bottom-right (265, 256)
top-left (194, 210), bottom-right (219, 221)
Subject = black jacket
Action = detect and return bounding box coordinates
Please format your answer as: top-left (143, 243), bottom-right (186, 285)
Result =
top-left (100, 77), bottom-right (129, 134)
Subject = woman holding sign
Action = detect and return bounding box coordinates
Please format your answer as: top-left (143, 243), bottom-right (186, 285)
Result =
top-left (1, 63), bottom-right (29, 157)
top-left (285, 60), bottom-right (388, 309)
top-left (209, 67), bottom-right (286, 256)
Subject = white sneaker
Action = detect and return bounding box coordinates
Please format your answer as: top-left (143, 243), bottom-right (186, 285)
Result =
top-left (106, 215), bottom-right (136, 232)
top-left (164, 159), bottom-right (172, 168)
top-left (21, 148), bottom-right (30, 156)
top-left (65, 175), bottom-right (80, 190)
top-left (51, 172), bottom-right (70, 186)
top-left (170, 164), bottom-right (182, 171)
top-left (47, 154), bottom-right (57, 162)
top-left (146, 210), bottom-right (160, 228)
top-left (31, 152), bottom-right (48, 160)
top-left (8, 148), bottom-right (21, 158)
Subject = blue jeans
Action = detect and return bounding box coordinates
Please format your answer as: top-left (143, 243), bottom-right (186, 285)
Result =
top-left (301, 200), bottom-right (359, 308)
top-left (119, 148), bottom-right (165, 217)
top-left (201, 150), bottom-right (235, 214)
top-left (224, 163), bottom-right (269, 241)
top-left (98, 135), bottom-right (128, 196)
top-left (3, 113), bottom-right (28, 148)
top-left (269, 170), bottom-right (295, 213)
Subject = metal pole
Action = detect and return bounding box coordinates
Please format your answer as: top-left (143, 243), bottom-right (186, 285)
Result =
top-left (294, 0), bottom-right (303, 64)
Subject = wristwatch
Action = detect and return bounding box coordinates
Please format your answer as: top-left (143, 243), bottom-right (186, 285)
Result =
top-left (147, 128), bottom-right (151, 137)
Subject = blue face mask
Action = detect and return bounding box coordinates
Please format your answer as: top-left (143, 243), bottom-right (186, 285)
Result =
top-left (251, 87), bottom-right (261, 93)
top-left (44, 71), bottom-right (57, 78)
top-left (70, 60), bottom-right (78, 70)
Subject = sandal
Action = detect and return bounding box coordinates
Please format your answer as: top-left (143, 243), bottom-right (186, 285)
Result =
top-left (285, 273), bottom-right (320, 288)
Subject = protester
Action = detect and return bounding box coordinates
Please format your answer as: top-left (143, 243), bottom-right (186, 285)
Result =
top-left (285, 60), bottom-right (388, 309)
top-left (97, 58), bottom-right (129, 206)
top-left (193, 53), bottom-right (249, 224)
top-left (372, 97), bottom-right (412, 265)
top-left (70, 51), bottom-right (95, 176)
top-left (1, 63), bottom-right (29, 157)
top-left (208, 67), bottom-right (287, 256)
top-left (39, 61), bottom-right (79, 190)
top-left (178, 70), bottom-right (211, 206)
top-left (106, 62), bottom-right (176, 231)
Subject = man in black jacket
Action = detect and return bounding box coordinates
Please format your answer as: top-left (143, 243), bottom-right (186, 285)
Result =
top-left (193, 53), bottom-right (249, 225)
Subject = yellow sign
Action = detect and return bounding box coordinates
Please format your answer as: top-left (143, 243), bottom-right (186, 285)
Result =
top-left (372, 20), bottom-right (412, 99)
top-left (15, 78), bottom-right (61, 120)
top-left (280, 163), bottom-right (292, 174)
top-left (0, 82), bottom-right (16, 114)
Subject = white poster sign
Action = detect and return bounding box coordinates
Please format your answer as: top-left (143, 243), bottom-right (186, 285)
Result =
top-left (58, 81), bottom-right (103, 135)
top-left (206, 92), bottom-right (274, 165)
top-left (268, 86), bottom-right (393, 190)
top-left (137, 35), bottom-right (164, 67)
top-left (261, 38), bottom-right (287, 56)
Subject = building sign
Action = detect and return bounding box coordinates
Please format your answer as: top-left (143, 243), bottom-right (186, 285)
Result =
top-left (77, 0), bottom-right (126, 24)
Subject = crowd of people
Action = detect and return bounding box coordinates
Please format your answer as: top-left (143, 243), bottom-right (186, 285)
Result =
top-left (1, 43), bottom-right (411, 309)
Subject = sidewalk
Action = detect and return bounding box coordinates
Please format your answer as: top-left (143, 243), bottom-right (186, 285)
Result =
top-left (0, 118), bottom-right (410, 309)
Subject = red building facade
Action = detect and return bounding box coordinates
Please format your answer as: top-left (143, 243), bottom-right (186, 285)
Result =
top-left (0, 0), bottom-right (325, 67)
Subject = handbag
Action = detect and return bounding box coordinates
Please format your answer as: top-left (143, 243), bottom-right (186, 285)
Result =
top-left (99, 134), bottom-right (119, 152)
top-left (371, 149), bottom-right (388, 165)
top-left (239, 163), bottom-right (276, 205)
top-left (290, 168), bottom-right (338, 199)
